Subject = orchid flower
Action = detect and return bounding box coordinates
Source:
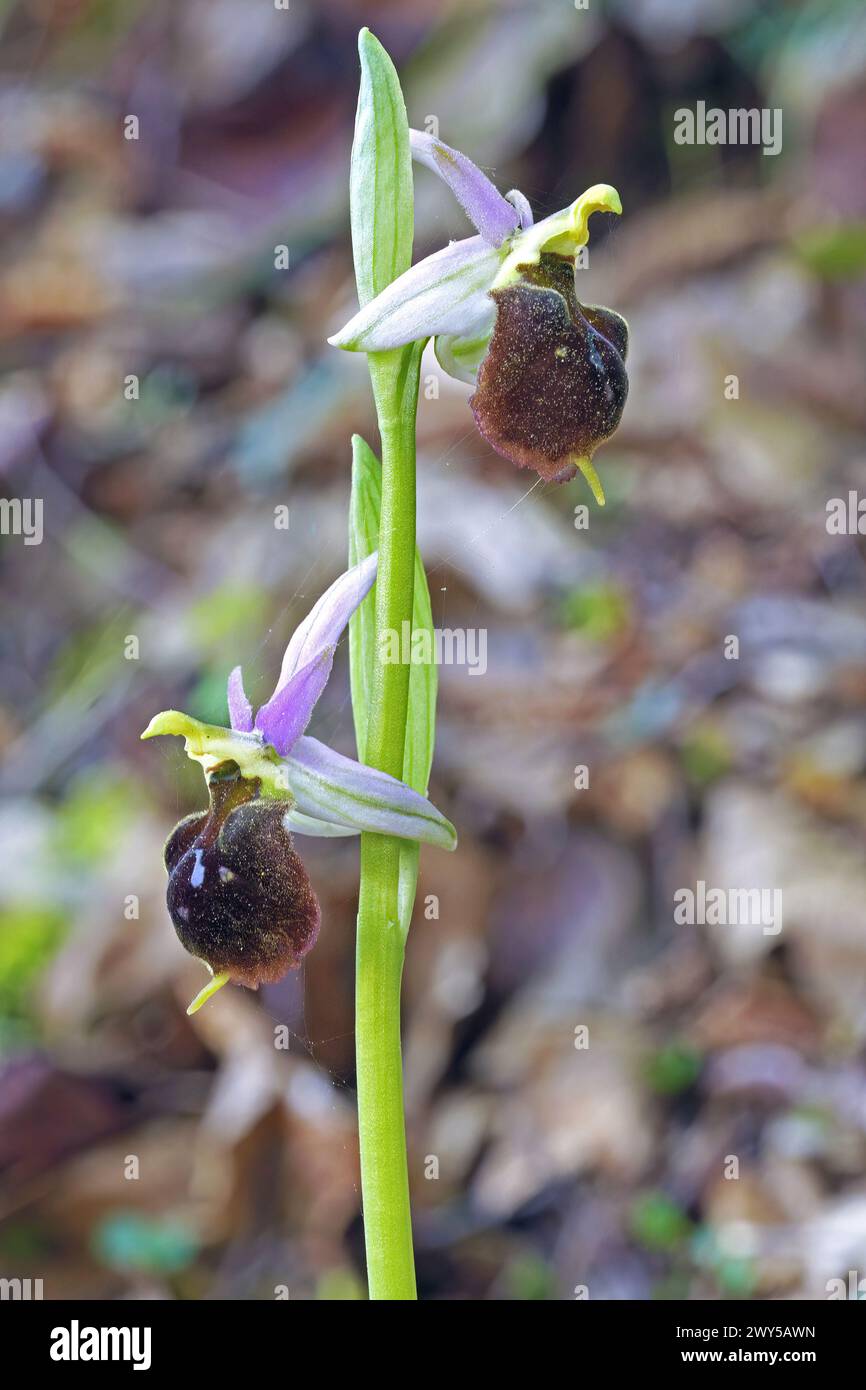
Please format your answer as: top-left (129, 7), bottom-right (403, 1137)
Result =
top-left (329, 131), bottom-right (629, 503)
top-left (142, 554), bottom-right (456, 1013)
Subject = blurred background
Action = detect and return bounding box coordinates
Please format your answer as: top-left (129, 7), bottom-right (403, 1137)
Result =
top-left (1, 0), bottom-right (866, 1301)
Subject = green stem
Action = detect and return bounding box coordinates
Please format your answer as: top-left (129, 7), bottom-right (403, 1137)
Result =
top-left (355, 344), bottom-right (423, 1300)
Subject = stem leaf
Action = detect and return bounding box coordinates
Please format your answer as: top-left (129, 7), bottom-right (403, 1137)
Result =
top-left (349, 433), bottom-right (439, 936)
top-left (349, 434), bottom-right (437, 798)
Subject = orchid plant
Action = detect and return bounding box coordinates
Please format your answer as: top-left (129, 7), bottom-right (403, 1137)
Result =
top-left (143, 28), bottom-right (628, 1301)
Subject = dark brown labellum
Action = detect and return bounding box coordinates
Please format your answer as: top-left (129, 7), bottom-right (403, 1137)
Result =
top-left (470, 253), bottom-right (628, 483)
top-left (164, 764), bottom-right (320, 988)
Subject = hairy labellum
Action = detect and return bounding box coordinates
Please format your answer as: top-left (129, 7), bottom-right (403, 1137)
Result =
top-left (164, 764), bottom-right (320, 988)
top-left (470, 253), bottom-right (628, 487)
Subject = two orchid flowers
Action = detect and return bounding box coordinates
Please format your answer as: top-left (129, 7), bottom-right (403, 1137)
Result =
top-left (144, 128), bottom-right (628, 1010)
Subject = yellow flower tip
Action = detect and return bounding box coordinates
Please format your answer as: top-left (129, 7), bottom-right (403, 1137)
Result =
top-left (508, 184), bottom-right (623, 270)
top-left (586, 183), bottom-right (622, 217)
top-left (565, 184), bottom-right (622, 245)
top-left (575, 456), bottom-right (606, 507)
top-left (187, 971), bottom-right (231, 1015)
top-left (140, 709), bottom-right (199, 741)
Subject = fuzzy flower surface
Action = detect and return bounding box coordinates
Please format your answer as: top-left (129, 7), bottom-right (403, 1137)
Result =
top-left (330, 131), bottom-right (629, 503)
top-left (143, 555), bottom-right (456, 1012)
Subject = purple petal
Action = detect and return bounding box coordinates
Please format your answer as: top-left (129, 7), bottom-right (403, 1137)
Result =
top-left (227, 666), bottom-right (253, 733)
top-left (328, 236), bottom-right (503, 352)
top-left (255, 649), bottom-right (334, 756)
top-left (271, 553), bottom-right (377, 701)
top-left (285, 737), bottom-right (457, 850)
top-left (410, 129), bottom-right (519, 247)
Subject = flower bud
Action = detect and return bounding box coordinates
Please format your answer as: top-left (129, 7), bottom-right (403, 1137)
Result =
top-left (164, 763), bottom-right (320, 989)
top-left (469, 253), bottom-right (628, 497)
